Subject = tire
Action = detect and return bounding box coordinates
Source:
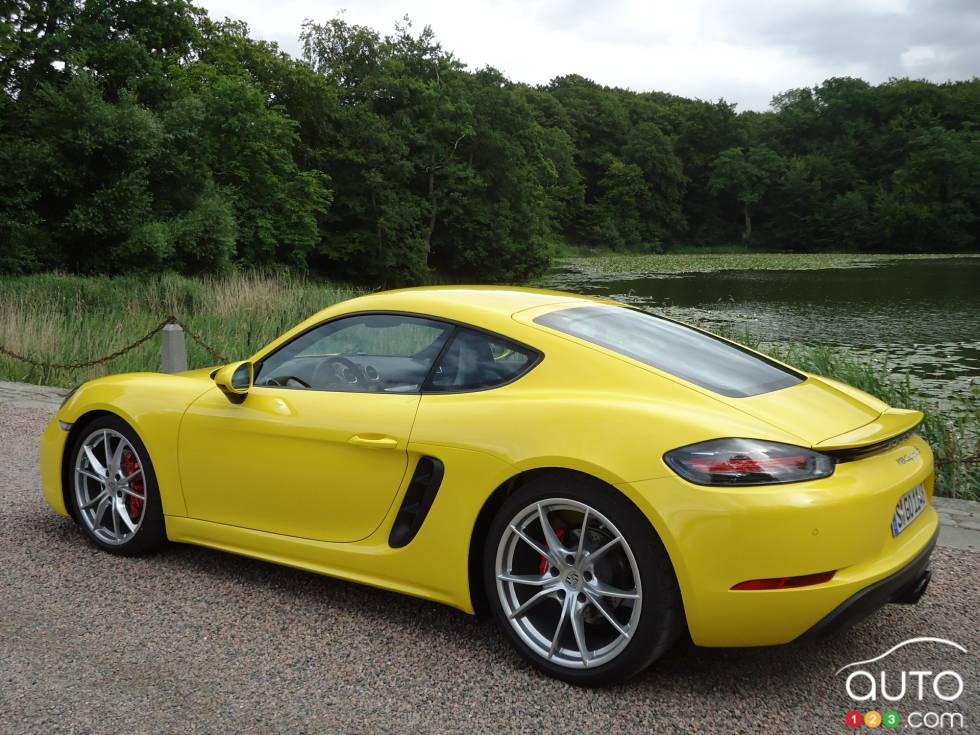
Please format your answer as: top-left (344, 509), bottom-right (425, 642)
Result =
top-left (483, 473), bottom-right (682, 685)
top-left (66, 415), bottom-right (166, 555)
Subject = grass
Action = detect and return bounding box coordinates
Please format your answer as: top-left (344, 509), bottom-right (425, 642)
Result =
top-left (552, 251), bottom-right (980, 277)
top-left (0, 272), bottom-right (363, 387)
top-left (0, 271), bottom-right (976, 500)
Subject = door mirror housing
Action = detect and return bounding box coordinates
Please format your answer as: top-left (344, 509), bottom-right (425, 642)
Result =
top-left (214, 361), bottom-right (253, 397)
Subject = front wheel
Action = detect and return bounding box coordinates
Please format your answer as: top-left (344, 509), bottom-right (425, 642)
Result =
top-left (67, 415), bottom-right (166, 555)
top-left (484, 475), bottom-right (682, 685)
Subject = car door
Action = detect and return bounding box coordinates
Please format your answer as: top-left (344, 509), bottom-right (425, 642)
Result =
top-left (177, 313), bottom-right (453, 543)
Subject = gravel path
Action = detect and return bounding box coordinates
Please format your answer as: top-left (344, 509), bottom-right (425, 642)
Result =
top-left (1, 402), bottom-right (977, 734)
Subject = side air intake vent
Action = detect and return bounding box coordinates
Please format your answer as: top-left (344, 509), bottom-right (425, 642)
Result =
top-left (388, 456), bottom-right (445, 548)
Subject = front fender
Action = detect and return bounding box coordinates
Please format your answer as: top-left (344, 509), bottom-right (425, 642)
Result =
top-left (50, 372), bottom-right (214, 519)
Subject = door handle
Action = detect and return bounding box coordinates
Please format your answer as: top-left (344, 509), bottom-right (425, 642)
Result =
top-left (348, 434), bottom-right (399, 449)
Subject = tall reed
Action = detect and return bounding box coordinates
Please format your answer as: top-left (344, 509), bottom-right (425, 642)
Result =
top-left (0, 272), bottom-right (362, 386)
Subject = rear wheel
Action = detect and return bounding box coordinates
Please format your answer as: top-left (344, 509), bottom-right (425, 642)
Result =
top-left (484, 474), bottom-right (682, 685)
top-left (68, 415), bottom-right (166, 555)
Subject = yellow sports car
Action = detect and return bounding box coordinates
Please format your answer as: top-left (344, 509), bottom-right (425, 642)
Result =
top-left (40, 287), bottom-right (937, 684)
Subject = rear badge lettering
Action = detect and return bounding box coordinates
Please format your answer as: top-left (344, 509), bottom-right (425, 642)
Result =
top-left (896, 448), bottom-right (920, 465)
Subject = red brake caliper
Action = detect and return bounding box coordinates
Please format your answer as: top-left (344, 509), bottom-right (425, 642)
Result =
top-left (538, 528), bottom-right (566, 575)
top-left (122, 450), bottom-right (144, 520)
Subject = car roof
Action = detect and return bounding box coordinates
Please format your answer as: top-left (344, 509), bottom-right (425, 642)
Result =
top-left (250, 286), bottom-right (623, 364)
top-left (329, 286), bottom-right (620, 330)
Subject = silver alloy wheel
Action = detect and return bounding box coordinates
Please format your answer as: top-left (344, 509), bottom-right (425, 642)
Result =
top-left (73, 428), bottom-right (147, 546)
top-left (495, 498), bottom-right (643, 669)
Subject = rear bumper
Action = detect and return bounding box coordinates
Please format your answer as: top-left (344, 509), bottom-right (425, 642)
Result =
top-left (622, 433), bottom-right (938, 647)
top-left (798, 526), bottom-right (937, 640)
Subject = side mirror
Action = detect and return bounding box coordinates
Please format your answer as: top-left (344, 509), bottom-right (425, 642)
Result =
top-left (213, 361), bottom-right (253, 397)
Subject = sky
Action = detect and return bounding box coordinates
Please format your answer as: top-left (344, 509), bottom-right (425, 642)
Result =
top-left (196, 0), bottom-right (980, 111)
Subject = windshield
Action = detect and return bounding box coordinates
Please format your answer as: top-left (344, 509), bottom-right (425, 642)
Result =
top-left (534, 305), bottom-right (804, 397)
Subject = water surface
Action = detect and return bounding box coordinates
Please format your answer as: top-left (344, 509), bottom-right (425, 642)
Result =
top-left (544, 258), bottom-right (980, 405)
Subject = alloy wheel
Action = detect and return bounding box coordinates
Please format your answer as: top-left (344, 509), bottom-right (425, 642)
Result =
top-left (73, 428), bottom-right (148, 546)
top-left (494, 498), bottom-right (643, 669)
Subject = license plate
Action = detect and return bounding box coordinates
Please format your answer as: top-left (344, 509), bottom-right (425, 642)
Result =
top-left (891, 483), bottom-right (927, 537)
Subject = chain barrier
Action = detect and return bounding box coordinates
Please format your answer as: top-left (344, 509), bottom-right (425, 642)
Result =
top-left (0, 316), bottom-right (227, 370)
top-left (168, 317), bottom-right (228, 364)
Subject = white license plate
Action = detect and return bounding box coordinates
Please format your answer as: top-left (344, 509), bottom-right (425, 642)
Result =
top-left (891, 483), bottom-right (927, 537)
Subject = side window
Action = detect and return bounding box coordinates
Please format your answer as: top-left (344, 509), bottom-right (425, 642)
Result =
top-left (427, 328), bottom-right (536, 392)
top-left (254, 314), bottom-right (452, 393)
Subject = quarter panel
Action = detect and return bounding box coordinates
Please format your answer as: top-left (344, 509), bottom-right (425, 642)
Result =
top-left (411, 347), bottom-right (804, 485)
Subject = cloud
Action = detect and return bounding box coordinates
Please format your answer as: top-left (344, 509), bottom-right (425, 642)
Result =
top-left (704, 0), bottom-right (980, 84)
top-left (195, 0), bottom-right (980, 110)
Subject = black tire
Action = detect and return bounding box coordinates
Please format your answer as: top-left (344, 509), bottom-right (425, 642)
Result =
top-left (66, 415), bottom-right (166, 556)
top-left (483, 473), bottom-right (682, 685)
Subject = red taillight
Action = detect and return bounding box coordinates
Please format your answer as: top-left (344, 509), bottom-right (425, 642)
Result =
top-left (731, 571), bottom-right (835, 590)
top-left (664, 438), bottom-right (836, 486)
top-left (686, 455), bottom-right (808, 474)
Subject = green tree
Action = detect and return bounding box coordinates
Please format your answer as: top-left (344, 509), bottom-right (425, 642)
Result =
top-left (166, 62), bottom-right (330, 269)
top-left (621, 121), bottom-right (686, 243)
top-left (24, 73), bottom-right (169, 270)
top-left (428, 67), bottom-right (555, 279)
top-left (668, 99), bottom-right (740, 243)
top-left (300, 18), bottom-right (557, 283)
top-left (709, 145), bottom-right (785, 241)
top-left (875, 126), bottom-right (980, 249)
top-left (589, 157), bottom-right (647, 249)
top-left (3, 3), bottom-right (979, 279)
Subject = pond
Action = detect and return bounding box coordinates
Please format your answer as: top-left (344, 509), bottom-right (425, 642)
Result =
top-left (543, 256), bottom-right (980, 406)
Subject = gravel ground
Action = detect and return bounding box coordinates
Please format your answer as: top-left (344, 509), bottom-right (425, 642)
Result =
top-left (1, 403), bottom-right (977, 735)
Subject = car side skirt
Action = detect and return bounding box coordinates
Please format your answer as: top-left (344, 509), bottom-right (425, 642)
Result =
top-left (166, 515), bottom-right (472, 612)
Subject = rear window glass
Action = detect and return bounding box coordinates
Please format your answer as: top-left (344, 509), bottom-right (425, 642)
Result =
top-left (533, 305), bottom-right (803, 397)
top-left (426, 328), bottom-right (537, 392)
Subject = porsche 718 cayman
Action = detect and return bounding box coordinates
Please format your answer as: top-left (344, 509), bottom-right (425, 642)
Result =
top-left (40, 287), bottom-right (937, 684)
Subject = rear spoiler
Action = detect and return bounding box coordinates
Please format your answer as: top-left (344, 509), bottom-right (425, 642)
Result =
top-left (814, 408), bottom-right (923, 458)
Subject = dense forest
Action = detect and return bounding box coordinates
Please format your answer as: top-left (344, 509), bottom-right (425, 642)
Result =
top-left (2, 1), bottom-right (979, 284)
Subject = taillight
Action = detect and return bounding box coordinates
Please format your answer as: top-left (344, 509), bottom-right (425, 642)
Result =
top-left (664, 438), bottom-right (835, 486)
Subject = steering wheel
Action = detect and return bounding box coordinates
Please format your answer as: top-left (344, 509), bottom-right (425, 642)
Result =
top-left (314, 356), bottom-right (368, 387)
top-left (262, 374), bottom-right (311, 389)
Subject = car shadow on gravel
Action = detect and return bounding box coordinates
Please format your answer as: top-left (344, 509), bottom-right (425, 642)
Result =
top-left (159, 537), bottom-right (827, 694)
top-left (24, 506), bottom-right (975, 704)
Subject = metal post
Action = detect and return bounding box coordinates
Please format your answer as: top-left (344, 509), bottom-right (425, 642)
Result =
top-left (160, 323), bottom-right (188, 373)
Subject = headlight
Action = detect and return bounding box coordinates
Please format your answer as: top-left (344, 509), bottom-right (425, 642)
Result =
top-left (664, 438), bottom-right (835, 486)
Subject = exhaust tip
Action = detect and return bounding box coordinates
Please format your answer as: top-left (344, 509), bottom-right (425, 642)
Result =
top-left (891, 569), bottom-right (931, 605)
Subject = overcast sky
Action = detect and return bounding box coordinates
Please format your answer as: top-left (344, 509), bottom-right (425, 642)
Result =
top-left (196, 0), bottom-right (980, 111)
